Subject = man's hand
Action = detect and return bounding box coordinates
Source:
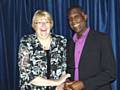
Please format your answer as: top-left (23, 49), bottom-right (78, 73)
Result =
top-left (64, 81), bottom-right (74, 90)
top-left (64, 81), bottom-right (84, 90)
top-left (70, 81), bottom-right (84, 90)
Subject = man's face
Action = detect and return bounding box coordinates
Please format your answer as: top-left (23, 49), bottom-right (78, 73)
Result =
top-left (68, 8), bottom-right (86, 33)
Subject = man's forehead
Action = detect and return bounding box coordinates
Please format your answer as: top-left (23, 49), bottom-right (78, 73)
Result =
top-left (69, 8), bottom-right (82, 14)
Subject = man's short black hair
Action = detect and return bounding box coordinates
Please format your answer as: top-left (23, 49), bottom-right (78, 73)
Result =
top-left (67, 5), bottom-right (85, 16)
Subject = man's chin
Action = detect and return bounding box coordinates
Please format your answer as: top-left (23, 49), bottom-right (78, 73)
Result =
top-left (72, 27), bottom-right (81, 32)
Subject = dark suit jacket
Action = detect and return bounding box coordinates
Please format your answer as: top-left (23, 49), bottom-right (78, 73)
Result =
top-left (67, 30), bottom-right (116, 90)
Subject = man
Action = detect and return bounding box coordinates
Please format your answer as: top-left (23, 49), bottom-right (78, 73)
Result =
top-left (64, 5), bottom-right (116, 90)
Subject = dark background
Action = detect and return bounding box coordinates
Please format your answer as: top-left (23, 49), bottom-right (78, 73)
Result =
top-left (0, 0), bottom-right (120, 90)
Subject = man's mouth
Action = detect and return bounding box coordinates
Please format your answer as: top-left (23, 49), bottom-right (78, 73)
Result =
top-left (73, 24), bottom-right (80, 28)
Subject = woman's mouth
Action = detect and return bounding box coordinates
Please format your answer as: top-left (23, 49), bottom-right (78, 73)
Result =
top-left (41, 29), bottom-right (47, 32)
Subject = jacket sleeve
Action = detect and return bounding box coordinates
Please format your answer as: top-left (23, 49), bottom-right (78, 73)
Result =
top-left (61, 38), bottom-right (67, 75)
top-left (18, 38), bottom-right (33, 89)
top-left (83, 34), bottom-right (116, 90)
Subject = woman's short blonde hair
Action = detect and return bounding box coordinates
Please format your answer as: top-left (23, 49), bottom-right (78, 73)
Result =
top-left (32, 10), bottom-right (53, 30)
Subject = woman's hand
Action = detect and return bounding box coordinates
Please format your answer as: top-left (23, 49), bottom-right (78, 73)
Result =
top-left (29, 74), bottom-right (71, 86)
top-left (57, 74), bottom-right (71, 85)
top-left (55, 83), bottom-right (64, 90)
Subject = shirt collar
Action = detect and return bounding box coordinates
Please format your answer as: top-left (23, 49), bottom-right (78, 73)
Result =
top-left (73, 27), bottom-right (90, 43)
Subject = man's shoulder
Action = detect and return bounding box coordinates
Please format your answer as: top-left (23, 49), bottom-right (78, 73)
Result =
top-left (90, 30), bottom-right (109, 38)
top-left (89, 30), bottom-right (110, 43)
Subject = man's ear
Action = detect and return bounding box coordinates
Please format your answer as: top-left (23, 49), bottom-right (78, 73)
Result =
top-left (84, 15), bottom-right (87, 21)
top-left (81, 12), bottom-right (87, 20)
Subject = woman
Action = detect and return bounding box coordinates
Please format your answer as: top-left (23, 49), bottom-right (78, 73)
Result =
top-left (18, 10), bottom-right (70, 90)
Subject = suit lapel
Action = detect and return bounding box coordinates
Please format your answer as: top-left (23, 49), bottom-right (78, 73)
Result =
top-left (79, 30), bottom-right (95, 65)
top-left (68, 30), bottom-right (95, 67)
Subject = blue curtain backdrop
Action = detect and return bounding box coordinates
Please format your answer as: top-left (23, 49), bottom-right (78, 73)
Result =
top-left (0, 0), bottom-right (120, 90)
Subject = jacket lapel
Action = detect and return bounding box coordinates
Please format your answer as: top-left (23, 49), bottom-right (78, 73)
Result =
top-left (67, 30), bottom-right (95, 67)
top-left (79, 30), bottom-right (95, 66)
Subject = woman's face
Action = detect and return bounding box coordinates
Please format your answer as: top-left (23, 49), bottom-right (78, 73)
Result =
top-left (35, 16), bottom-right (51, 38)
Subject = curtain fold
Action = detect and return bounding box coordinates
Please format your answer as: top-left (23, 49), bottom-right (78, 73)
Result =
top-left (0, 0), bottom-right (119, 90)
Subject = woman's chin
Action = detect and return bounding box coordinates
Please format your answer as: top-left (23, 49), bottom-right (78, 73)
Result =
top-left (41, 34), bottom-right (50, 39)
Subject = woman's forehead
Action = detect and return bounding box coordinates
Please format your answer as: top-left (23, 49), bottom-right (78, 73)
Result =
top-left (36, 16), bottom-right (49, 21)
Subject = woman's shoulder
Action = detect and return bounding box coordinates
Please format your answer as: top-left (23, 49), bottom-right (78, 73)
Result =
top-left (20, 34), bottom-right (35, 43)
top-left (53, 34), bottom-right (66, 39)
top-left (53, 34), bottom-right (67, 42)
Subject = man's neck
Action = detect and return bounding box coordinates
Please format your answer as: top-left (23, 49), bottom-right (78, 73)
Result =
top-left (76, 27), bottom-right (87, 39)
